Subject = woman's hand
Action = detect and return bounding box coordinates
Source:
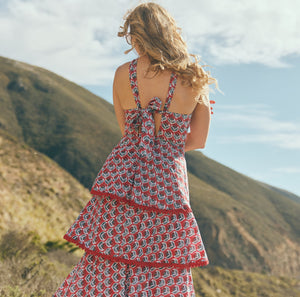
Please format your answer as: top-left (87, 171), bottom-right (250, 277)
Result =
top-left (210, 100), bottom-right (215, 114)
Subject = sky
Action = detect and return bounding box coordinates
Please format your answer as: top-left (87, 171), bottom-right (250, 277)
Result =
top-left (0, 0), bottom-right (299, 196)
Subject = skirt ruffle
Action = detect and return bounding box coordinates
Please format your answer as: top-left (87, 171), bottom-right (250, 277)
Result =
top-left (53, 252), bottom-right (196, 297)
top-left (63, 193), bottom-right (209, 269)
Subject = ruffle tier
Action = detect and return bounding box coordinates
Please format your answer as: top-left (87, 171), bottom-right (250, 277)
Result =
top-left (90, 135), bottom-right (193, 215)
top-left (63, 193), bottom-right (209, 269)
top-left (53, 252), bottom-right (196, 297)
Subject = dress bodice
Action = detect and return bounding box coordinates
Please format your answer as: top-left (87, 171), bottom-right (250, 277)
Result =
top-left (125, 59), bottom-right (192, 155)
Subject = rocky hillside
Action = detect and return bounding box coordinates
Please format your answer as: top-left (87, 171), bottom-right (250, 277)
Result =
top-left (186, 151), bottom-right (300, 277)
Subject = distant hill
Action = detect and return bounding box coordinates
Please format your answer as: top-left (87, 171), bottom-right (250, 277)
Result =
top-left (0, 129), bottom-right (299, 297)
top-left (256, 180), bottom-right (300, 204)
top-left (0, 55), bottom-right (299, 279)
top-left (186, 152), bottom-right (300, 277)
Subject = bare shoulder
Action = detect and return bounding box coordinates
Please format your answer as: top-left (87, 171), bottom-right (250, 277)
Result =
top-left (113, 62), bottom-right (131, 94)
top-left (177, 76), bottom-right (202, 100)
top-left (114, 61), bottom-right (131, 80)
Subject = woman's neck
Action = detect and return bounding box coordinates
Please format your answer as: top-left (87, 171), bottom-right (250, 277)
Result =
top-left (138, 54), bottom-right (149, 62)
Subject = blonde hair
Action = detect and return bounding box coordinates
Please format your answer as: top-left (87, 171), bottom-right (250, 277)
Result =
top-left (118, 2), bottom-right (221, 105)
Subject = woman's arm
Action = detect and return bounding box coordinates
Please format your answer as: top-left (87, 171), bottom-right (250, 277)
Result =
top-left (113, 66), bottom-right (126, 137)
top-left (184, 98), bottom-right (211, 152)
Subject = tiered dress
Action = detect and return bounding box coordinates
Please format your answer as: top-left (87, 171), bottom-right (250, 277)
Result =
top-left (53, 59), bottom-right (209, 297)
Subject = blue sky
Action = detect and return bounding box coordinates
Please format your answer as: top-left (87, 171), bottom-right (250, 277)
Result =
top-left (0, 0), bottom-right (299, 196)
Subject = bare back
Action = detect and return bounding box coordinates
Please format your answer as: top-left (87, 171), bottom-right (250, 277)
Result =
top-left (116, 56), bottom-right (199, 136)
top-left (113, 55), bottom-right (211, 149)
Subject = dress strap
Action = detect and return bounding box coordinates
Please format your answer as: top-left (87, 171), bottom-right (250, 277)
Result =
top-left (163, 72), bottom-right (177, 111)
top-left (129, 59), bottom-right (142, 110)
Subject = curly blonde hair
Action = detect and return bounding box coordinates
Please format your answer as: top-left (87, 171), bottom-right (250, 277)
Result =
top-left (118, 2), bottom-right (220, 105)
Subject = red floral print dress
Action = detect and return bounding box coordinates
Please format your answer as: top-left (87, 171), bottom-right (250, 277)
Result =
top-left (53, 58), bottom-right (209, 297)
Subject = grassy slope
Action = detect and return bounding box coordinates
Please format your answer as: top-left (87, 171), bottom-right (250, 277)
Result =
top-left (192, 266), bottom-right (300, 297)
top-left (0, 129), bottom-right (90, 242)
top-left (0, 129), bottom-right (88, 295)
top-left (0, 55), bottom-right (300, 279)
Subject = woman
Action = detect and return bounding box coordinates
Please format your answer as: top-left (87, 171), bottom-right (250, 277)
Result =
top-left (115, 4), bottom-right (218, 151)
top-left (53, 2), bottom-right (219, 297)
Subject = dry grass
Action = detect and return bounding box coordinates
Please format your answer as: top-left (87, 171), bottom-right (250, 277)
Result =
top-left (0, 230), bottom-right (83, 297)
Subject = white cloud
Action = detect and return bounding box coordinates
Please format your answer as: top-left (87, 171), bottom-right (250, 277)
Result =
top-left (216, 104), bottom-right (300, 149)
top-left (174, 0), bottom-right (300, 68)
top-left (221, 133), bottom-right (300, 149)
top-left (0, 0), bottom-right (299, 86)
top-left (0, 0), bottom-right (135, 85)
top-left (272, 167), bottom-right (300, 174)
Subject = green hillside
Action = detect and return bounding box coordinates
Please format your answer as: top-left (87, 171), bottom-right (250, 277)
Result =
top-left (0, 130), bottom-right (299, 297)
top-left (0, 55), bottom-right (299, 280)
top-left (0, 55), bottom-right (121, 188)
